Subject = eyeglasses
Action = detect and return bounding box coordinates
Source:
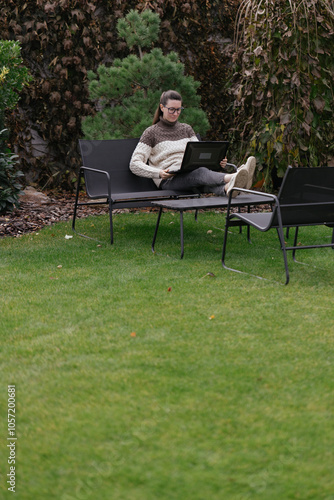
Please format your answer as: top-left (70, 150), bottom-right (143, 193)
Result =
top-left (163, 106), bottom-right (184, 115)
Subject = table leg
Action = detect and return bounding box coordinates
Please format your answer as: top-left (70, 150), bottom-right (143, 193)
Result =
top-left (180, 211), bottom-right (184, 259)
top-left (152, 207), bottom-right (163, 253)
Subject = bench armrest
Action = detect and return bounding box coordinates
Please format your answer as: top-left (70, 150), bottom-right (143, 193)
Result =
top-left (80, 165), bottom-right (110, 180)
top-left (227, 187), bottom-right (277, 203)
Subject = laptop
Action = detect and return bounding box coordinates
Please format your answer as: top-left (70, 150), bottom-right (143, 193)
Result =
top-left (167, 141), bottom-right (229, 174)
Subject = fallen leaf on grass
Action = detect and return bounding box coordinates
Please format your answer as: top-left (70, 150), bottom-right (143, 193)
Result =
top-left (167, 287), bottom-right (172, 292)
top-left (201, 272), bottom-right (216, 279)
top-left (130, 332), bottom-right (136, 337)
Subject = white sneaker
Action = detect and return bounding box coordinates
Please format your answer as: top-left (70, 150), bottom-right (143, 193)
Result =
top-left (238, 156), bottom-right (256, 189)
top-left (225, 169), bottom-right (248, 198)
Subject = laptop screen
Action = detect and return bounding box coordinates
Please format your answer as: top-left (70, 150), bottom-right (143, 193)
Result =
top-left (181, 141), bottom-right (229, 172)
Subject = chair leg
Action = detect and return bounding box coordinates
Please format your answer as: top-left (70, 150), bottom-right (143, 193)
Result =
top-left (223, 217), bottom-right (289, 284)
top-left (246, 205), bottom-right (252, 242)
top-left (276, 224), bottom-right (290, 285)
top-left (292, 226), bottom-right (299, 261)
top-left (221, 215), bottom-right (231, 269)
top-left (72, 170), bottom-right (83, 233)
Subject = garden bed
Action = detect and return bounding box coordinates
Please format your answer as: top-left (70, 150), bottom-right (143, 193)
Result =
top-left (0, 192), bottom-right (110, 238)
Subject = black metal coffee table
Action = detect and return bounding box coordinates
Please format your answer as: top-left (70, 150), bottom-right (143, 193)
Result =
top-left (151, 194), bottom-right (267, 258)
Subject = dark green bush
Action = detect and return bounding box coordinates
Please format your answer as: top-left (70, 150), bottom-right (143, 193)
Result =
top-left (0, 130), bottom-right (23, 214)
top-left (0, 40), bottom-right (30, 213)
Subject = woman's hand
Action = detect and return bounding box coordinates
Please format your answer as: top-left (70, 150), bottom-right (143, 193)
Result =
top-left (220, 157), bottom-right (228, 169)
top-left (160, 169), bottom-right (175, 179)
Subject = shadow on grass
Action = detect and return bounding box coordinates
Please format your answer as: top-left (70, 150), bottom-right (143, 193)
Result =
top-left (223, 224), bottom-right (334, 286)
top-left (71, 211), bottom-right (334, 285)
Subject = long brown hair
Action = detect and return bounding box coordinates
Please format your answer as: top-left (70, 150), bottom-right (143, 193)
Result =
top-left (152, 90), bottom-right (182, 124)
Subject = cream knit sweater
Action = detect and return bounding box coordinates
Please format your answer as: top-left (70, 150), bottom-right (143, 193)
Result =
top-left (129, 118), bottom-right (198, 187)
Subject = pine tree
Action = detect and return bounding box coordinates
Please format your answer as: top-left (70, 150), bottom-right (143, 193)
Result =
top-left (82, 9), bottom-right (210, 140)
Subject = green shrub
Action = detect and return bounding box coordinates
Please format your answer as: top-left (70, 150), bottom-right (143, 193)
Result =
top-left (0, 40), bottom-right (31, 132)
top-left (0, 129), bottom-right (23, 214)
top-left (0, 41), bottom-right (30, 213)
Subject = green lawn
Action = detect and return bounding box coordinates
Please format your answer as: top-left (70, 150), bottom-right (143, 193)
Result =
top-left (1, 210), bottom-right (333, 500)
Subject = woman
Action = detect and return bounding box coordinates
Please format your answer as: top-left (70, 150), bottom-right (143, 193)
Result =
top-left (130, 90), bottom-right (255, 197)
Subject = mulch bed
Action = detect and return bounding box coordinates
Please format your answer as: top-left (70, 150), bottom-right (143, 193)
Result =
top-left (1, 191), bottom-right (269, 239)
top-left (0, 193), bottom-right (111, 238)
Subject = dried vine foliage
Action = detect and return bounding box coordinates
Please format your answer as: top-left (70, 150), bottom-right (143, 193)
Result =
top-left (0, 0), bottom-right (239, 190)
top-left (227, 0), bottom-right (334, 188)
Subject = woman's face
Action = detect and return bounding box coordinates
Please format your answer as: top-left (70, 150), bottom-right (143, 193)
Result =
top-left (160, 99), bottom-right (183, 123)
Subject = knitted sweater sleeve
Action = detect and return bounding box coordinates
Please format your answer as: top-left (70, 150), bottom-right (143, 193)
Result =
top-left (129, 128), bottom-right (160, 180)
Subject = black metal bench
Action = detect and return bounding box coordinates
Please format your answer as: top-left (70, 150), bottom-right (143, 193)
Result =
top-left (72, 138), bottom-right (196, 243)
top-left (222, 166), bottom-right (334, 284)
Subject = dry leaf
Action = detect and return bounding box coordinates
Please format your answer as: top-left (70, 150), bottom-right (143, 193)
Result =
top-left (130, 332), bottom-right (136, 337)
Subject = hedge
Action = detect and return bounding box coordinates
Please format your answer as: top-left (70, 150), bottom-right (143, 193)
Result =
top-left (1, 0), bottom-right (239, 190)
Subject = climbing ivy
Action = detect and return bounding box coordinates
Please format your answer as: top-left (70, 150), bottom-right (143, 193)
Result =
top-left (226, 0), bottom-right (334, 189)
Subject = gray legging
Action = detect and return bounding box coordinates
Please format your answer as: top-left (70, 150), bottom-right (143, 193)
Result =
top-left (160, 167), bottom-right (226, 194)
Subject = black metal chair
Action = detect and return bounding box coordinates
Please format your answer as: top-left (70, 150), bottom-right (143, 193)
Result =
top-left (72, 139), bottom-right (195, 244)
top-left (222, 166), bottom-right (334, 284)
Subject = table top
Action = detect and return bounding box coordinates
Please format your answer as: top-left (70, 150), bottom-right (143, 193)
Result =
top-left (152, 193), bottom-right (268, 210)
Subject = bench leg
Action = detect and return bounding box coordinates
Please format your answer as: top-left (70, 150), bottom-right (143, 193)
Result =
top-left (180, 211), bottom-right (184, 259)
top-left (72, 170), bottom-right (83, 234)
top-left (108, 198), bottom-right (114, 244)
top-left (152, 207), bottom-right (163, 253)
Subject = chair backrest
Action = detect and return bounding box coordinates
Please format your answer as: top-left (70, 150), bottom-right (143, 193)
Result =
top-left (79, 139), bottom-right (159, 198)
top-left (273, 166), bottom-right (334, 226)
